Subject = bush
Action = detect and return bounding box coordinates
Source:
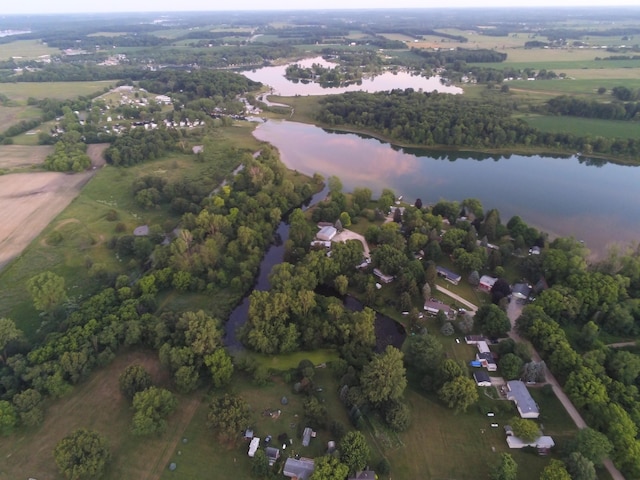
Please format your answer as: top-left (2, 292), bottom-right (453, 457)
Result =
top-left (46, 230), bottom-right (64, 246)
top-left (105, 209), bottom-right (119, 221)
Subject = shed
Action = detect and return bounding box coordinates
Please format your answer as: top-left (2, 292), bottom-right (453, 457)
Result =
top-left (302, 427), bottom-right (313, 447)
top-left (465, 335), bottom-right (486, 344)
top-left (265, 447), bottom-right (280, 466)
top-left (373, 268), bottom-right (395, 284)
top-left (478, 275), bottom-right (498, 292)
top-left (474, 370), bottom-right (492, 387)
top-left (512, 283), bottom-right (532, 300)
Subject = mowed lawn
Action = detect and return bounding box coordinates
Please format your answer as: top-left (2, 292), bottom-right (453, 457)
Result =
top-left (0, 39), bottom-right (59, 60)
top-left (0, 350), bottom-right (201, 480)
top-left (524, 115), bottom-right (640, 140)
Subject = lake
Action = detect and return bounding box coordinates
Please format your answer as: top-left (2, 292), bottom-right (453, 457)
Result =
top-left (242, 56), bottom-right (462, 96)
top-left (253, 120), bottom-right (640, 258)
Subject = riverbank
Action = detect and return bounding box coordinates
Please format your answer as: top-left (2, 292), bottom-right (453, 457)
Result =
top-left (267, 94), bottom-right (640, 167)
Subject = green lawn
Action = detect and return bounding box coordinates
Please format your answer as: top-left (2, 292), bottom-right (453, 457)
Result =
top-left (0, 39), bottom-right (59, 60)
top-left (523, 115), bottom-right (640, 140)
top-left (0, 81), bottom-right (114, 104)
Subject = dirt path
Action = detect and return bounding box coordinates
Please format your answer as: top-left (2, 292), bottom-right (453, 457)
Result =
top-left (144, 395), bottom-right (203, 480)
top-left (506, 302), bottom-right (626, 480)
top-left (435, 285), bottom-right (478, 312)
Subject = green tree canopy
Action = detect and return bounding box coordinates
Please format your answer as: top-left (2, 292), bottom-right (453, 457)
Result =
top-left (310, 455), bottom-right (350, 480)
top-left (27, 271), bottom-right (67, 314)
top-left (569, 427), bottom-right (613, 467)
top-left (339, 431), bottom-right (370, 474)
top-left (118, 364), bottom-right (153, 400)
top-left (509, 417), bottom-right (540, 442)
top-left (539, 459), bottom-right (571, 480)
top-left (204, 348), bottom-right (233, 388)
top-left (491, 453), bottom-right (518, 480)
top-left (0, 400), bottom-right (17, 436)
top-left (437, 376), bottom-right (479, 412)
top-left (360, 346), bottom-right (407, 406)
top-left (474, 304), bottom-right (511, 337)
top-left (208, 393), bottom-right (252, 446)
top-left (0, 317), bottom-right (23, 363)
top-left (54, 428), bottom-right (111, 480)
top-left (131, 387), bottom-right (177, 436)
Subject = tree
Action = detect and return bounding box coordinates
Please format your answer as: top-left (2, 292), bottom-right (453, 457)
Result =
top-left (119, 364), bottom-right (153, 400)
top-left (403, 334), bottom-right (444, 374)
top-left (252, 449), bottom-right (271, 478)
top-left (474, 304), bottom-right (511, 337)
top-left (540, 459), bottom-right (571, 480)
top-left (569, 427), bottom-right (613, 467)
top-left (0, 318), bottom-right (22, 363)
top-left (510, 417), bottom-right (540, 442)
top-left (564, 452), bottom-right (596, 480)
top-left (491, 453), bottom-right (518, 480)
top-left (204, 349), bottom-right (233, 388)
top-left (13, 388), bottom-right (44, 427)
top-left (27, 271), bottom-right (67, 314)
top-left (0, 400), bottom-right (17, 436)
top-left (438, 376), bottom-right (479, 412)
top-left (490, 278), bottom-right (511, 304)
top-left (54, 428), bottom-right (111, 480)
top-left (339, 431), bottom-right (370, 474)
top-left (360, 346), bottom-right (407, 406)
top-left (310, 455), bottom-right (350, 480)
top-left (335, 275), bottom-right (349, 296)
top-left (499, 353), bottom-right (524, 380)
top-left (208, 394), bottom-right (252, 445)
top-left (131, 387), bottom-right (177, 436)
top-left (383, 400), bottom-right (411, 431)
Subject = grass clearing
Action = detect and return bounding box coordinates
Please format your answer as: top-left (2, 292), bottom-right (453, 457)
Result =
top-left (524, 115), bottom-right (640, 140)
top-left (0, 104), bottom-right (41, 132)
top-left (0, 349), bottom-right (198, 480)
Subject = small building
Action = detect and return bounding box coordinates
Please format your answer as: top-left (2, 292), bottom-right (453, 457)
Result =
top-left (528, 246), bottom-right (541, 255)
top-left (373, 268), bottom-right (395, 284)
top-left (265, 447), bottom-right (280, 466)
top-left (476, 352), bottom-right (497, 371)
top-left (317, 225), bottom-right (337, 242)
top-left (302, 427), bottom-right (314, 447)
top-left (512, 283), bottom-right (532, 300)
top-left (244, 429), bottom-right (254, 440)
top-left (506, 434), bottom-right (555, 451)
top-left (248, 437), bottom-right (261, 457)
top-left (474, 370), bottom-right (492, 387)
top-left (478, 275), bottom-right (498, 292)
top-left (283, 457), bottom-right (315, 480)
top-left (465, 335), bottom-right (486, 344)
top-left (436, 266), bottom-right (462, 285)
top-left (423, 300), bottom-right (453, 317)
top-left (506, 380), bottom-right (540, 418)
top-left (155, 94), bottom-right (172, 105)
top-left (192, 145), bottom-right (204, 154)
top-left (476, 341), bottom-right (491, 354)
top-left (349, 471), bottom-right (377, 480)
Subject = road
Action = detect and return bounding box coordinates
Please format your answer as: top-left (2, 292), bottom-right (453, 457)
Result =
top-left (505, 301), bottom-right (626, 480)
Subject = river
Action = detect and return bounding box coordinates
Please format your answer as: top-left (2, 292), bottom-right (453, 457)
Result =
top-left (253, 120), bottom-right (640, 258)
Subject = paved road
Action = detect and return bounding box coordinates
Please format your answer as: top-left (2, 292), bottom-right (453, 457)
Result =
top-left (506, 301), bottom-right (626, 480)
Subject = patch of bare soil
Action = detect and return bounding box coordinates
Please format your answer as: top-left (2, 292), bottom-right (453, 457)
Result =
top-left (0, 144), bottom-right (52, 169)
top-left (0, 143), bottom-right (108, 272)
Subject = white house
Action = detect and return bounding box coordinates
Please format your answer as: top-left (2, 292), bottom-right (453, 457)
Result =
top-left (474, 370), bottom-right (492, 387)
top-left (248, 437), bottom-right (260, 457)
top-left (316, 225), bottom-right (337, 242)
top-left (506, 380), bottom-right (540, 418)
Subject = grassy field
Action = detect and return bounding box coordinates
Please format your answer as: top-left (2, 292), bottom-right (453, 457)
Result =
top-left (0, 39), bottom-right (59, 60)
top-left (0, 81), bottom-right (114, 104)
top-left (0, 104), bottom-right (41, 132)
top-left (0, 349), bottom-right (200, 480)
top-left (0, 144), bottom-right (51, 171)
top-left (523, 115), bottom-right (640, 140)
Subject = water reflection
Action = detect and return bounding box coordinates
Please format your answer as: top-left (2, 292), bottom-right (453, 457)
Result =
top-left (254, 120), bottom-right (640, 258)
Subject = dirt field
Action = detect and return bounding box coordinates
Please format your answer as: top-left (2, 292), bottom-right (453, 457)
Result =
top-left (0, 144), bottom-right (52, 170)
top-left (0, 143), bottom-right (107, 271)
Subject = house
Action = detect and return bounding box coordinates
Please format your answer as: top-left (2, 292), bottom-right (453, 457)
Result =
top-left (474, 370), bottom-right (492, 387)
top-left (265, 447), bottom-right (280, 466)
top-left (316, 225), bottom-right (337, 242)
top-left (424, 300), bottom-right (453, 317)
top-left (506, 433), bottom-right (555, 451)
top-left (528, 246), bottom-right (541, 255)
top-left (512, 283), bottom-right (532, 300)
top-left (436, 266), bottom-right (462, 285)
top-left (478, 275), bottom-right (498, 292)
top-left (244, 429), bottom-right (254, 440)
top-left (373, 268), bottom-right (395, 284)
top-left (283, 457), bottom-right (315, 480)
top-left (506, 380), bottom-right (540, 418)
top-left (465, 335), bottom-right (486, 344)
top-left (476, 341), bottom-right (491, 354)
top-left (349, 471), bottom-right (377, 480)
top-left (155, 94), bottom-right (172, 105)
top-left (248, 437), bottom-right (261, 457)
top-left (476, 352), bottom-right (497, 371)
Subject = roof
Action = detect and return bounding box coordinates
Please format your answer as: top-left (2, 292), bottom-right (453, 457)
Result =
top-left (512, 283), bottom-right (532, 298)
top-left (436, 266), bottom-right (461, 282)
top-left (474, 371), bottom-right (491, 383)
top-left (317, 225), bottom-right (337, 241)
top-left (506, 380), bottom-right (539, 417)
top-left (265, 447), bottom-right (280, 465)
top-left (349, 471), bottom-right (377, 480)
top-left (478, 352), bottom-right (496, 364)
top-left (507, 435), bottom-right (554, 449)
top-left (479, 275), bottom-right (498, 288)
top-left (302, 427), bottom-right (313, 447)
top-left (283, 457), bottom-right (315, 480)
top-left (476, 341), bottom-right (490, 353)
top-left (424, 300), bottom-right (452, 314)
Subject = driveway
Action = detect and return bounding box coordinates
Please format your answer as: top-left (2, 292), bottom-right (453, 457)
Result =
top-left (332, 228), bottom-right (370, 259)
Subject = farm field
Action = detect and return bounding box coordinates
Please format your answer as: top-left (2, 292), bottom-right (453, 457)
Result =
top-left (0, 144), bottom-right (51, 171)
top-left (0, 143), bottom-right (105, 272)
top-left (523, 115), bottom-right (640, 140)
top-left (0, 349), bottom-right (199, 480)
top-left (0, 39), bottom-right (59, 60)
top-left (0, 81), bottom-right (114, 103)
top-left (0, 104), bottom-right (41, 132)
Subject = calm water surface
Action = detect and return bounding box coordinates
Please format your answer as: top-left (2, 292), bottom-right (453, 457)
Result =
top-left (242, 56), bottom-right (462, 96)
top-left (254, 120), bottom-right (640, 258)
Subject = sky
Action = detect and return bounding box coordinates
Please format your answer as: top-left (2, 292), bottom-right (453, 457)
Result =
top-left (2, 0), bottom-right (640, 15)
